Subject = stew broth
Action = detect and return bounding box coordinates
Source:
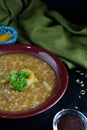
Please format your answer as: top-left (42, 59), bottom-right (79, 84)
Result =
top-left (0, 53), bottom-right (56, 112)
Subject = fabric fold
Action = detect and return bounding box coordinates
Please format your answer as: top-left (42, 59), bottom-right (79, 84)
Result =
top-left (0, 0), bottom-right (87, 69)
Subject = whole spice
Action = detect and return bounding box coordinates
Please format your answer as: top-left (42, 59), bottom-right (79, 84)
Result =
top-left (57, 115), bottom-right (84, 130)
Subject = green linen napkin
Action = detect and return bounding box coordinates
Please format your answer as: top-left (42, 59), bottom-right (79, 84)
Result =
top-left (0, 0), bottom-right (87, 69)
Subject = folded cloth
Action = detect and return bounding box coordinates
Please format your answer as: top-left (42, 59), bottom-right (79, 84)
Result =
top-left (0, 0), bottom-right (87, 69)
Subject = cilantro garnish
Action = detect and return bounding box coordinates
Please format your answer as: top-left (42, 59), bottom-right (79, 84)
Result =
top-left (3, 70), bottom-right (30, 91)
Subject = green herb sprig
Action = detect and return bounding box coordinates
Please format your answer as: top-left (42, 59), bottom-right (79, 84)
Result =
top-left (4, 70), bottom-right (30, 91)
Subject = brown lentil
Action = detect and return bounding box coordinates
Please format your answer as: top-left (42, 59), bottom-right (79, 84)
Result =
top-left (0, 53), bottom-right (56, 112)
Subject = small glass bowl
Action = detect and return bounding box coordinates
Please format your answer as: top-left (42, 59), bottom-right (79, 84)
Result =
top-left (0, 26), bottom-right (18, 45)
top-left (53, 109), bottom-right (87, 130)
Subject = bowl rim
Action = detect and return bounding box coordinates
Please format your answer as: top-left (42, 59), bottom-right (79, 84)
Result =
top-left (0, 44), bottom-right (68, 119)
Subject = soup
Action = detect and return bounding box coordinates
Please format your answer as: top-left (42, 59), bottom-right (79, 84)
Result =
top-left (0, 53), bottom-right (56, 112)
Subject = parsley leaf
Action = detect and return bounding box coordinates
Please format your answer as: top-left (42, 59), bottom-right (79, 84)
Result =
top-left (3, 70), bottom-right (30, 91)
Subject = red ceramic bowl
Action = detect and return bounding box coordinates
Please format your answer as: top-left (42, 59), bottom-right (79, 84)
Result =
top-left (0, 44), bottom-right (68, 119)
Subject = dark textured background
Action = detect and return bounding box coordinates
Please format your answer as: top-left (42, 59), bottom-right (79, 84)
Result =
top-left (42, 0), bottom-right (87, 24)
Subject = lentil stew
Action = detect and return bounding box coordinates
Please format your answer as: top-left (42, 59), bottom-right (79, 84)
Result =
top-left (0, 53), bottom-right (56, 112)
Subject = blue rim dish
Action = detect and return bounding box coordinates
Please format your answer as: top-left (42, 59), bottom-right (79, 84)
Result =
top-left (0, 26), bottom-right (18, 45)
